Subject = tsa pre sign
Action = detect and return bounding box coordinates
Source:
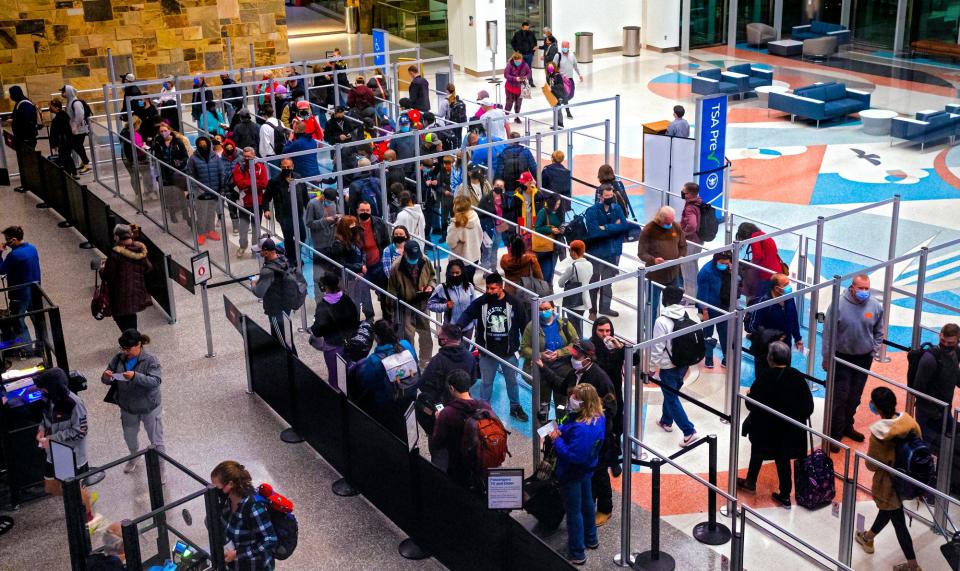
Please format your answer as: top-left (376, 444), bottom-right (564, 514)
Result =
top-left (696, 94), bottom-right (727, 207)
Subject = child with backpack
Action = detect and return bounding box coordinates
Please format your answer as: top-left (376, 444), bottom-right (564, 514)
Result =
top-left (855, 387), bottom-right (924, 571)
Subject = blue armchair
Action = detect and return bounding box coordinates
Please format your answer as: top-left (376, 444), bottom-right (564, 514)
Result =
top-left (726, 64), bottom-right (774, 90)
top-left (946, 103), bottom-right (960, 114)
top-left (792, 20), bottom-right (851, 45)
top-left (767, 82), bottom-right (871, 127)
top-left (691, 68), bottom-right (749, 96)
top-left (890, 110), bottom-right (960, 150)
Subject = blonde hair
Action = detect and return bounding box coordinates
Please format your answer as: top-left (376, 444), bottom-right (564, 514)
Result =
top-left (511, 51), bottom-right (523, 61)
top-left (453, 195), bottom-right (473, 228)
top-left (551, 150), bottom-right (565, 164)
top-left (570, 383), bottom-right (604, 425)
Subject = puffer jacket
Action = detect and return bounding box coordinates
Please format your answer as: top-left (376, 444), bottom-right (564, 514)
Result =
top-left (284, 134), bottom-right (321, 178)
top-left (101, 241), bottom-right (153, 316)
top-left (231, 115), bottom-right (261, 152)
top-left (867, 413), bottom-right (922, 510)
top-left (185, 138), bottom-right (229, 195)
top-left (103, 350), bottom-right (163, 414)
top-left (253, 254), bottom-right (291, 315)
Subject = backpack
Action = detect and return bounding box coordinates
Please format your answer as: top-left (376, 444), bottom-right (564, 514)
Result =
top-left (353, 177), bottom-right (382, 216)
top-left (560, 214), bottom-right (589, 243)
top-left (344, 320), bottom-right (374, 361)
top-left (269, 121), bottom-right (289, 155)
top-left (665, 314), bottom-right (706, 368)
top-left (893, 433), bottom-right (937, 501)
top-left (254, 483), bottom-right (298, 560)
top-left (907, 342), bottom-right (940, 389)
top-left (500, 148), bottom-right (527, 187)
top-left (462, 406), bottom-right (510, 474)
top-left (697, 202), bottom-right (720, 242)
top-left (274, 265), bottom-right (307, 312)
top-left (380, 344), bottom-right (420, 401)
top-left (449, 98), bottom-right (467, 124)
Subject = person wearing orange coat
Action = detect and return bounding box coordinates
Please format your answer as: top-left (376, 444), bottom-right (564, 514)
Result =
top-left (232, 146), bottom-right (269, 257)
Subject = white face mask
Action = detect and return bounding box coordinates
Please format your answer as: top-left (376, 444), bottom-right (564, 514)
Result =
top-left (567, 396), bottom-right (582, 412)
top-left (571, 357), bottom-right (584, 371)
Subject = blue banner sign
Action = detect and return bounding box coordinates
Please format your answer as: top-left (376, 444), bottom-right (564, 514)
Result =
top-left (372, 29), bottom-right (387, 67)
top-left (696, 94), bottom-right (727, 207)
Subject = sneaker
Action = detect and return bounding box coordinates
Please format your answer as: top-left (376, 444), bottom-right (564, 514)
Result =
top-left (86, 513), bottom-right (105, 536)
top-left (207, 230), bottom-right (221, 241)
top-left (844, 428), bottom-right (866, 443)
top-left (680, 432), bottom-right (699, 447)
top-left (600, 309), bottom-right (619, 317)
top-left (736, 478), bottom-right (756, 493)
top-left (703, 362), bottom-right (715, 369)
top-left (71, 174), bottom-right (81, 180)
top-left (656, 420), bottom-right (674, 432)
top-left (855, 530), bottom-right (874, 554)
top-left (123, 458), bottom-right (139, 474)
top-left (197, 233), bottom-right (206, 246)
top-left (588, 311), bottom-right (597, 321)
top-left (565, 110), bottom-right (573, 119)
top-left (236, 247), bottom-right (246, 258)
top-left (586, 541), bottom-right (599, 549)
top-left (568, 555), bottom-right (586, 566)
top-left (771, 492), bottom-right (792, 509)
top-left (510, 405), bottom-right (529, 422)
top-left (232, 227), bottom-right (239, 235)
top-left (595, 512), bottom-right (611, 527)
top-left (78, 164), bottom-right (92, 174)
top-left (892, 563), bottom-right (921, 571)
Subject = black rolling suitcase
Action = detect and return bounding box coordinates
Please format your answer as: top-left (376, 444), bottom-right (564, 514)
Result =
top-left (523, 437), bottom-right (565, 530)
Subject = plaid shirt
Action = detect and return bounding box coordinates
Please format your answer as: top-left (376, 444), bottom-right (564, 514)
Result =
top-left (222, 495), bottom-right (277, 571)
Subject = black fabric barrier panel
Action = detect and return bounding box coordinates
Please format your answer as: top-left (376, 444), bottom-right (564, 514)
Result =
top-left (246, 317), bottom-right (296, 425)
top-left (291, 358), bottom-right (346, 474)
top-left (63, 178), bottom-right (90, 237)
top-left (17, 145), bottom-right (43, 195)
top-left (346, 403), bottom-right (416, 535)
top-left (504, 513), bottom-right (576, 569)
top-left (85, 193), bottom-right (113, 253)
top-left (40, 155), bottom-right (67, 213)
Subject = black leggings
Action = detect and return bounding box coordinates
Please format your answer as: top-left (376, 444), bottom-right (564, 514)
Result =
top-left (113, 314), bottom-right (138, 333)
top-left (870, 508), bottom-right (916, 560)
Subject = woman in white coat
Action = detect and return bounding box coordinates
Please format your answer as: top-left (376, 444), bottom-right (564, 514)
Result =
top-left (445, 195), bottom-right (485, 284)
top-left (557, 239), bottom-right (594, 337)
top-left (394, 190), bottom-right (427, 248)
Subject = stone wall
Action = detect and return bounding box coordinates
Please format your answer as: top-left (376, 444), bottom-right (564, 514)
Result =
top-left (0, 0), bottom-right (289, 109)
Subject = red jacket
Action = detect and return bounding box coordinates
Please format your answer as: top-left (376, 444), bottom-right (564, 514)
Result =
top-left (742, 230), bottom-right (783, 297)
top-left (680, 198), bottom-right (702, 245)
top-left (233, 162), bottom-right (268, 208)
top-left (294, 115), bottom-right (324, 142)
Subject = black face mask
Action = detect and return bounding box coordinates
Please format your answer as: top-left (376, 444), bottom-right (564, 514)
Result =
top-left (357, 212), bottom-right (371, 221)
top-left (942, 345), bottom-right (957, 354)
top-left (447, 275), bottom-right (462, 286)
top-left (393, 236), bottom-right (407, 245)
top-left (494, 187), bottom-right (503, 194)
top-left (281, 168), bottom-right (293, 177)
top-left (603, 197), bottom-right (614, 206)
top-left (215, 487), bottom-right (229, 502)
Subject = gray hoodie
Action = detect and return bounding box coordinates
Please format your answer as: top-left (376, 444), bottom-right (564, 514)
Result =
top-left (62, 85), bottom-right (89, 135)
top-left (824, 288), bottom-right (884, 358)
top-left (103, 350), bottom-right (163, 414)
top-left (651, 304), bottom-right (690, 369)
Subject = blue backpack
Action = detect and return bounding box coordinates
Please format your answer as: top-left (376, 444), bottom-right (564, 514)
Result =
top-left (354, 177), bottom-right (382, 217)
top-left (893, 433), bottom-right (937, 501)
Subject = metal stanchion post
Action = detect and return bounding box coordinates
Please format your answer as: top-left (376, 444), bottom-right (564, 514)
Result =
top-left (289, 179), bottom-right (309, 332)
top-left (614, 94), bottom-right (621, 174)
top-left (876, 194), bottom-right (900, 363)
top-left (535, 133), bottom-right (544, 189)
top-left (63, 476), bottom-right (92, 569)
top-left (203, 486), bottom-right (227, 569)
top-left (796, 236), bottom-right (808, 316)
top-left (379, 162), bottom-right (390, 220)
top-left (805, 216), bottom-right (825, 377)
top-left (838, 463), bottom-right (857, 567)
top-left (414, 134), bottom-right (423, 203)
top-left (121, 519), bottom-right (143, 571)
top-left (906, 247), bottom-right (929, 417)
top-left (604, 119), bottom-right (611, 166)
top-left (616, 344), bottom-right (638, 567)
top-left (725, 309), bottom-right (745, 517)
top-left (101, 85), bottom-right (122, 198)
top-left (88, 122), bottom-right (100, 185)
top-left (635, 268), bottom-right (648, 455)
top-left (693, 434), bottom-right (732, 544)
top-left (335, 144), bottom-right (345, 212)
top-left (200, 281), bottom-right (215, 357)
top-left (125, 102), bottom-right (144, 212)
top-left (822, 276), bottom-right (842, 443)
top-left (486, 137), bottom-right (494, 184)
top-left (530, 297), bottom-right (542, 468)
top-left (566, 130), bottom-right (574, 177)
top-left (634, 458), bottom-right (674, 570)
top-left (723, 245), bottom-right (740, 419)
top-left (249, 43), bottom-right (255, 68)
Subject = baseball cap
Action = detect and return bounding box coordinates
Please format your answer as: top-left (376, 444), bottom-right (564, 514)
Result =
top-left (572, 339), bottom-right (597, 358)
top-left (404, 241), bottom-right (421, 260)
top-left (479, 98), bottom-right (493, 107)
top-left (252, 236), bottom-right (277, 253)
top-left (296, 100), bottom-right (310, 110)
top-left (517, 171), bottom-right (534, 185)
top-left (124, 73), bottom-right (135, 82)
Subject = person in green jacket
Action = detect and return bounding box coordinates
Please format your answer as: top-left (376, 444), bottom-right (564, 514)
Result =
top-left (533, 193), bottom-right (564, 283)
top-left (521, 299), bottom-right (579, 421)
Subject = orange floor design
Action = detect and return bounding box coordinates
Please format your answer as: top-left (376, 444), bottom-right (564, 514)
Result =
top-left (729, 144), bottom-right (827, 204)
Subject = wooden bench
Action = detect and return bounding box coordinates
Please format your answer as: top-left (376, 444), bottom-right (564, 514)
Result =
top-left (911, 40), bottom-right (960, 61)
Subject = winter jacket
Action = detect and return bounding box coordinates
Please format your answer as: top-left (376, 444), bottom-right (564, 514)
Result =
top-left (511, 28), bottom-right (538, 54)
top-left (470, 136), bottom-right (505, 175)
top-left (231, 116), bottom-right (261, 153)
top-left (822, 288), bottom-right (885, 358)
top-left (408, 75), bottom-right (431, 112)
top-left (395, 205), bottom-right (427, 247)
top-left (50, 110), bottom-right (73, 153)
top-left (253, 255), bottom-right (291, 315)
top-left (554, 415), bottom-right (606, 483)
top-left (199, 109), bottom-right (227, 137)
top-left (744, 366), bottom-right (814, 460)
top-left (500, 252), bottom-right (542, 297)
top-left (101, 242), bottom-right (153, 316)
top-left (504, 61), bottom-right (532, 95)
top-left (348, 175), bottom-right (384, 217)
top-left (520, 317), bottom-right (579, 371)
top-left (185, 140), bottom-right (230, 194)
top-left (103, 350), bottom-right (163, 415)
top-left (38, 369), bottom-right (89, 468)
top-left (446, 211), bottom-right (484, 263)
top-left (914, 347), bottom-right (960, 445)
top-left (350, 340), bottom-right (418, 438)
top-left (284, 134), bottom-right (321, 179)
top-left (543, 43), bottom-right (560, 70)
top-left (388, 257), bottom-right (436, 304)
top-left (263, 172), bottom-right (309, 228)
top-left (585, 203), bottom-right (628, 262)
top-left (232, 162), bottom-right (268, 209)
top-left (540, 162), bottom-right (571, 201)
top-left (650, 304), bottom-right (689, 370)
top-left (557, 258), bottom-right (592, 310)
top-left (427, 282), bottom-right (476, 330)
top-left (9, 86), bottom-right (39, 145)
top-left (418, 345), bottom-right (475, 407)
top-left (511, 187), bottom-right (543, 233)
top-left (432, 398), bottom-right (492, 486)
top-left (304, 199), bottom-right (338, 253)
top-left (0, 242), bottom-right (41, 301)
top-left (325, 239), bottom-right (364, 275)
top-left (310, 294), bottom-right (360, 347)
top-left (347, 84), bottom-right (376, 112)
top-left (63, 86), bottom-right (89, 135)
top-left (867, 413), bottom-right (922, 510)
top-left (533, 207), bottom-right (563, 254)
top-left (324, 117), bottom-right (356, 146)
top-left (151, 136), bottom-right (189, 186)
top-left (697, 260), bottom-right (733, 313)
top-left (746, 293), bottom-right (802, 346)
top-left (496, 144), bottom-right (537, 195)
top-left (638, 222), bottom-right (688, 285)
top-left (740, 230), bottom-right (782, 298)
top-left (681, 197), bottom-right (703, 245)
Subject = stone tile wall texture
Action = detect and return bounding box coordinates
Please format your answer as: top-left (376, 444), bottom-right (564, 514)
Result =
top-left (0, 0), bottom-right (289, 109)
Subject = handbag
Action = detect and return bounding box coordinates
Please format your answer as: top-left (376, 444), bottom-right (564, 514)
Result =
top-left (542, 84), bottom-right (558, 107)
top-left (103, 382), bottom-right (119, 405)
top-left (521, 84), bottom-right (532, 100)
top-left (91, 269), bottom-right (111, 320)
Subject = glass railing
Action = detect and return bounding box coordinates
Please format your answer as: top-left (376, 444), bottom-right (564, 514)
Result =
top-left (376, 1), bottom-right (448, 53)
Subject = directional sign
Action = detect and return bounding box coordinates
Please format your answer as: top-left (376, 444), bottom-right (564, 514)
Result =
top-left (167, 256), bottom-right (195, 294)
top-left (372, 28), bottom-right (389, 68)
top-left (191, 251), bottom-right (211, 286)
top-left (695, 94), bottom-right (728, 208)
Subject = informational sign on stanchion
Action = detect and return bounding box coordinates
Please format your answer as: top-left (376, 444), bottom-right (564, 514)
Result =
top-left (404, 402), bottom-right (418, 450)
top-left (167, 256), bottom-right (195, 294)
top-left (486, 468), bottom-right (523, 510)
top-left (191, 251), bottom-right (211, 286)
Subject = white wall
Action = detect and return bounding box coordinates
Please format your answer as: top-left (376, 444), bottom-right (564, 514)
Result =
top-left (646, 0), bottom-right (681, 50)
top-left (550, 0), bottom-right (643, 52)
top-left (446, 0), bottom-right (507, 74)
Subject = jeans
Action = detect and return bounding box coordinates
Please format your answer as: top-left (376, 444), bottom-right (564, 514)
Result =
top-left (346, 275), bottom-right (375, 320)
top-left (121, 406), bottom-right (166, 455)
top-left (522, 53), bottom-right (535, 84)
top-left (562, 474), bottom-right (598, 559)
top-left (477, 353), bottom-right (521, 406)
top-left (702, 315), bottom-right (728, 367)
top-left (72, 133), bottom-right (90, 166)
top-left (870, 508), bottom-right (916, 560)
top-left (589, 259), bottom-right (617, 313)
top-left (658, 366), bottom-right (694, 436)
top-left (400, 305), bottom-right (434, 363)
top-left (746, 450), bottom-right (792, 496)
top-left (830, 352), bottom-right (873, 438)
top-left (8, 297), bottom-right (34, 347)
top-left (481, 229), bottom-right (501, 271)
top-left (536, 251), bottom-right (557, 284)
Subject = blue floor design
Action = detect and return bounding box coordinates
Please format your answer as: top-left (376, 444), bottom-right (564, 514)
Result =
top-left (810, 169), bottom-right (960, 205)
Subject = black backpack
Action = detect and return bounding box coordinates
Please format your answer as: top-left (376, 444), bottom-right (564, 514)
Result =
top-left (344, 320), bottom-right (374, 361)
top-left (665, 314), bottom-right (706, 368)
top-left (560, 214), bottom-right (588, 243)
top-left (907, 342), bottom-right (940, 389)
top-left (273, 265), bottom-right (307, 313)
top-left (893, 433), bottom-right (937, 501)
top-left (697, 203), bottom-right (720, 242)
top-left (271, 121), bottom-right (289, 155)
top-left (449, 99), bottom-right (467, 124)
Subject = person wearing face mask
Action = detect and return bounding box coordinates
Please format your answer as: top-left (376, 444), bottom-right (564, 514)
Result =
top-left (310, 272), bottom-right (360, 391)
top-left (431, 369), bottom-right (495, 487)
top-left (290, 100), bottom-right (324, 141)
top-left (257, 104), bottom-right (282, 158)
top-left (638, 205), bottom-right (687, 321)
top-left (590, 316), bottom-right (635, 443)
top-left (913, 323), bottom-right (960, 449)
top-left (745, 273), bottom-right (802, 380)
top-left (389, 116), bottom-right (417, 179)
top-left (650, 286), bottom-right (699, 447)
top-left (199, 99), bottom-right (227, 138)
top-left (679, 182), bottom-right (704, 298)
top-left (394, 191), bottom-right (426, 248)
top-left (522, 300), bottom-right (579, 420)
top-left (262, 158), bottom-right (308, 261)
top-left (324, 106), bottom-right (354, 146)
top-left (101, 329), bottom-right (165, 474)
top-left (477, 179), bottom-right (510, 271)
top-left (151, 122), bottom-right (190, 224)
top-left (541, 151), bottom-right (572, 213)
top-left (284, 122), bottom-right (321, 179)
top-left (504, 52), bottom-right (531, 122)
top-left (354, 200), bottom-right (390, 315)
top-left (854, 387), bottom-right (922, 571)
top-left (210, 460), bottom-right (278, 570)
top-left (305, 188), bottom-right (341, 265)
top-left (511, 22), bottom-right (538, 86)
top-left (584, 185), bottom-right (628, 319)
top-left (34, 368), bottom-right (101, 530)
top-left (557, 41), bottom-right (582, 119)
top-left (735, 221), bottom-right (784, 299)
top-left (0, 225), bottom-right (41, 355)
top-left (427, 260), bottom-right (477, 335)
top-left (190, 74), bottom-right (212, 122)
top-left (418, 325), bottom-right (476, 440)
top-left (558, 240), bottom-right (593, 337)
top-left (456, 169), bottom-right (490, 207)
top-left (230, 108), bottom-right (261, 153)
top-left (737, 341), bottom-right (815, 509)
top-left (388, 241), bottom-right (436, 365)
top-left (550, 382), bottom-right (606, 565)
top-left (822, 274), bottom-right (884, 449)
top-left (533, 193), bottom-right (564, 283)
top-left (347, 159), bottom-right (384, 217)
top-left (100, 225), bottom-right (152, 332)
top-left (185, 135), bottom-right (228, 245)
top-left (232, 147), bottom-right (269, 257)
top-left (252, 238), bottom-right (298, 353)
top-left (697, 252), bottom-right (734, 368)
top-left (446, 196), bottom-right (484, 284)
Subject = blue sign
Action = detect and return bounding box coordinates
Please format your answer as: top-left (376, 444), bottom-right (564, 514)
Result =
top-left (372, 29), bottom-right (387, 67)
top-left (696, 94), bottom-right (728, 207)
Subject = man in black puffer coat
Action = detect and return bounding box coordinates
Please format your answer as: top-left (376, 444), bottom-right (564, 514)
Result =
top-left (416, 324), bottom-right (475, 437)
top-left (230, 109), bottom-right (260, 154)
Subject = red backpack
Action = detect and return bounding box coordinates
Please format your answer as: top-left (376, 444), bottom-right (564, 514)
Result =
top-left (462, 406), bottom-right (510, 472)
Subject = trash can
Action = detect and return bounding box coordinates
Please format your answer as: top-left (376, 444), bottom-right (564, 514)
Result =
top-left (532, 46), bottom-right (544, 69)
top-left (575, 32), bottom-right (594, 63)
top-left (345, 6), bottom-right (359, 34)
top-left (623, 26), bottom-right (641, 56)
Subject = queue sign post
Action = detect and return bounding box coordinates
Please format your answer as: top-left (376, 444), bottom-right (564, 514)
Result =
top-left (192, 251), bottom-right (214, 358)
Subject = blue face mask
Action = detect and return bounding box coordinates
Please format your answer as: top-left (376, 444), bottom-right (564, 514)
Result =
top-left (855, 290), bottom-right (870, 302)
top-left (716, 263), bottom-right (729, 271)
top-left (782, 285), bottom-right (793, 295)
top-left (513, 60), bottom-right (521, 66)
top-left (869, 401), bottom-right (878, 415)
top-left (661, 223), bottom-right (672, 230)
top-left (561, 48), bottom-right (569, 54)
top-left (193, 79), bottom-right (200, 87)
top-left (540, 310), bottom-right (553, 321)
top-left (405, 256), bottom-right (418, 266)
top-left (400, 125), bottom-right (410, 133)
top-left (322, 200), bottom-right (335, 208)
